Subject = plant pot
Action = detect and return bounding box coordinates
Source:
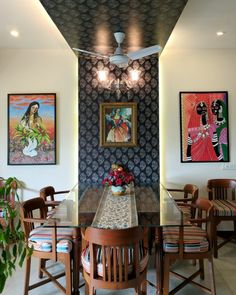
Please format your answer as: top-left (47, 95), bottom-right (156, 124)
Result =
top-left (111, 185), bottom-right (126, 196)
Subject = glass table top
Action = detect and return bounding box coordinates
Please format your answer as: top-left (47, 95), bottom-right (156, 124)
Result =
top-left (44, 183), bottom-right (183, 228)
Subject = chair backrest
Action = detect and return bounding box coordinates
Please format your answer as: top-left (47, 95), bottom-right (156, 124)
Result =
top-left (207, 179), bottom-right (236, 200)
top-left (40, 186), bottom-right (57, 202)
top-left (40, 186), bottom-right (70, 201)
top-left (183, 184), bottom-right (199, 202)
top-left (84, 226), bottom-right (147, 284)
top-left (20, 197), bottom-right (47, 238)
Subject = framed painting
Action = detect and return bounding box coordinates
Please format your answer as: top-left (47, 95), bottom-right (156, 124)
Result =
top-left (100, 102), bottom-right (137, 147)
top-left (8, 93), bottom-right (56, 165)
top-left (180, 91), bottom-right (229, 162)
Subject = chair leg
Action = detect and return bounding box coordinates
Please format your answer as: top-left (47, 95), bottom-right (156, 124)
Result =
top-left (89, 286), bottom-right (94, 295)
top-left (135, 287), bottom-right (142, 295)
top-left (85, 282), bottom-right (89, 295)
top-left (24, 256), bottom-right (31, 295)
top-left (141, 275), bottom-right (147, 294)
top-left (199, 259), bottom-right (205, 280)
top-left (65, 255), bottom-right (72, 295)
top-left (208, 256), bottom-right (216, 295)
top-left (212, 218), bottom-right (218, 258)
top-left (155, 228), bottom-right (163, 295)
top-left (38, 258), bottom-right (46, 279)
top-left (163, 256), bottom-right (170, 295)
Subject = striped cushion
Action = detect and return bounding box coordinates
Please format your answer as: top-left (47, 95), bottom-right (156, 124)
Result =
top-left (163, 226), bottom-right (209, 253)
top-left (81, 246), bottom-right (148, 277)
top-left (211, 200), bottom-right (236, 216)
top-left (177, 204), bottom-right (192, 220)
top-left (28, 227), bottom-right (73, 253)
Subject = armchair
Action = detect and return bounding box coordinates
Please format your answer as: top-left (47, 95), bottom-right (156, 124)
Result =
top-left (81, 226), bottom-right (149, 295)
top-left (20, 197), bottom-right (73, 295)
top-left (159, 198), bottom-right (216, 295)
top-left (207, 178), bottom-right (236, 258)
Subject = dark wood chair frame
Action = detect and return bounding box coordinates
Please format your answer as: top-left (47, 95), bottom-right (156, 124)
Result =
top-left (158, 198), bottom-right (216, 295)
top-left (207, 178), bottom-right (236, 258)
top-left (40, 185), bottom-right (70, 209)
top-left (40, 185), bottom-right (85, 293)
top-left (167, 184), bottom-right (199, 219)
top-left (82, 226), bottom-right (148, 295)
top-left (20, 197), bottom-right (72, 295)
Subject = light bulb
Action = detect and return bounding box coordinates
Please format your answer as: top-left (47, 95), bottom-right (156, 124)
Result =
top-left (97, 70), bottom-right (108, 82)
top-left (129, 70), bottom-right (140, 81)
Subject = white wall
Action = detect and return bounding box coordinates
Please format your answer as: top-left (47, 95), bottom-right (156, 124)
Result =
top-left (160, 49), bottom-right (236, 197)
top-left (0, 48), bottom-right (78, 200)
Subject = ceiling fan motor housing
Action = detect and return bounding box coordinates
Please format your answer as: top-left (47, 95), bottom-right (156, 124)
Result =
top-left (109, 54), bottom-right (129, 68)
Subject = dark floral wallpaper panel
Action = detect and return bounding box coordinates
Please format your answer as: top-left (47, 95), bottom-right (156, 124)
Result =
top-left (79, 56), bottom-right (159, 191)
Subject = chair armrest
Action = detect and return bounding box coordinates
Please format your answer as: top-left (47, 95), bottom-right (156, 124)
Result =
top-left (45, 201), bottom-right (61, 207)
top-left (54, 190), bottom-right (70, 195)
top-left (188, 217), bottom-right (209, 224)
top-left (23, 217), bottom-right (47, 223)
top-left (167, 188), bottom-right (184, 192)
top-left (175, 198), bottom-right (195, 202)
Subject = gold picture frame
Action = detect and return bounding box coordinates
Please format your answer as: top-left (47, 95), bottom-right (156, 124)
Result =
top-left (100, 102), bottom-right (137, 147)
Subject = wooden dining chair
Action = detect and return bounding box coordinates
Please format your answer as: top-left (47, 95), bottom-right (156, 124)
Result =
top-left (167, 184), bottom-right (199, 220)
top-left (20, 197), bottom-right (73, 295)
top-left (159, 198), bottom-right (216, 295)
top-left (207, 178), bottom-right (236, 258)
top-left (40, 185), bottom-right (70, 214)
top-left (81, 226), bottom-right (149, 295)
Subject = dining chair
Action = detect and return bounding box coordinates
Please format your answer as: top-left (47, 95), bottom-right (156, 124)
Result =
top-left (207, 178), bottom-right (236, 258)
top-left (40, 185), bottom-right (70, 214)
top-left (81, 226), bottom-right (149, 295)
top-left (167, 184), bottom-right (199, 220)
top-left (20, 197), bottom-right (73, 295)
top-left (159, 198), bottom-right (216, 295)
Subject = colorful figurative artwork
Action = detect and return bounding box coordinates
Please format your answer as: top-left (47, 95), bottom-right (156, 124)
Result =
top-left (8, 93), bottom-right (56, 165)
top-left (180, 91), bottom-right (229, 163)
top-left (100, 102), bottom-right (137, 147)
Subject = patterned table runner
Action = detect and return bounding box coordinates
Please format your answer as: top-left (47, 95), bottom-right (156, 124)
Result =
top-left (92, 185), bottom-right (138, 229)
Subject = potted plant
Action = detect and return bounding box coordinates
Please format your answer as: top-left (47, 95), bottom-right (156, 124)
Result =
top-left (102, 164), bottom-right (134, 195)
top-left (0, 177), bottom-right (31, 293)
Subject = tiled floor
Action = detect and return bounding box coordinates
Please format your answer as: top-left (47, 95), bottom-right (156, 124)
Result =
top-left (3, 242), bottom-right (236, 295)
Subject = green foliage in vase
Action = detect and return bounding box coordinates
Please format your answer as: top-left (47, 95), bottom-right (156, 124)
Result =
top-left (0, 177), bottom-right (32, 293)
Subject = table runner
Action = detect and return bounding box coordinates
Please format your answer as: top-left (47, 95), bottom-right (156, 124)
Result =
top-left (92, 184), bottom-right (138, 229)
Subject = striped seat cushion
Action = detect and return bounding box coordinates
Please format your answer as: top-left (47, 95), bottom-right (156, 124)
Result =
top-left (28, 227), bottom-right (73, 253)
top-left (163, 226), bottom-right (209, 253)
top-left (81, 246), bottom-right (148, 277)
top-left (211, 200), bottom-right (236, 216)
top-left (177, 203), bottom-right (192, 220)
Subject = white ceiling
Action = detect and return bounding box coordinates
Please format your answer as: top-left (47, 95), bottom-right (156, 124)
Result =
top-left (165, 0), bottom-right (236, 50)
top-left (0, 0), bottom-right (69, 49)
top-left (0, 0), bottom-right (236, 50)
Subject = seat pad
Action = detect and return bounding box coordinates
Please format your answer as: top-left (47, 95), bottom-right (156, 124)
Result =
top-left (177, 203), bottom-right (192, 220)
top-left (211, 200), bottom-right (236, 216)
top-left (162, 226), bottom-right (209, 253)
top-left (81, 246), bottom-right (148, 277)
top-left (28, 227), bottom-right (73, 253)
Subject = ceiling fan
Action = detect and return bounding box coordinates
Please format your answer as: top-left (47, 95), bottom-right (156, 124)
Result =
top-left (73, 32), bottom-right (162, 68)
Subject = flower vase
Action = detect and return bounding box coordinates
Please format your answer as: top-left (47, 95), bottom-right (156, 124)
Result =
top-left (111, 185), bottom-right (126, 196)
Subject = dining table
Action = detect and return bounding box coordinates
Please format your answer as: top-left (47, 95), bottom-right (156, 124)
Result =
top-left (44, 183), bottom-right (184, 295)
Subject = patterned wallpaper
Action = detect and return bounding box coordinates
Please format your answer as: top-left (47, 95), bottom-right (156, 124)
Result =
top-left (40, 0), bottom-right (188, 53)
top-left (79, 56), bottom-right (159, 190)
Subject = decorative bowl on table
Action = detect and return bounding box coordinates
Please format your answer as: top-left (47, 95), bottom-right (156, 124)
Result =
top-left (102, 164), bottom-right (134, 196)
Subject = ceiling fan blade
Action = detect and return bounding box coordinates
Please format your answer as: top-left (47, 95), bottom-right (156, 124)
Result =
top-left (127, 45), bottom-right (162, 60)
top-left (72, 48), bottom-right (109, 59)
